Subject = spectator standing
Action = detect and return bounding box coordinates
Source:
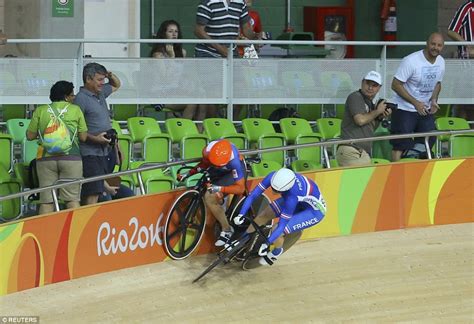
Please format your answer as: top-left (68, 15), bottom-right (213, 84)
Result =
top-left (151, 20), bottom-right (202, 121)
top-left (74, 63), bottom-right (121, 205)
top-left (194, 0), bottom-right (260, 120)
top-left (336, 71), bottom-right (391, 167)
top-left (390, 33), bottom-right (445, 162)
top-left (448, 0), bottom-right (474, 59)
top-left (447, 0), bottom-right (474, 125)
top-left (237, 0), bottom-right (264, 57)
top-left (195, 0), bottom-right (259, 58)
top-left (26, 81), bottom-right (88, 214)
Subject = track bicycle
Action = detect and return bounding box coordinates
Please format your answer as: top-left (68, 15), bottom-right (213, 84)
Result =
top-left (192, 213), bottom-right (273, 283)
top-left (163, 160), bottom-right (271, 260)
top-left (193, 218), bottom-right (303, 282)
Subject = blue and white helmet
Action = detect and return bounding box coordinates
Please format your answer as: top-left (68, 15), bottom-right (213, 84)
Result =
top-left (270, 168), bottom-right (296, 192)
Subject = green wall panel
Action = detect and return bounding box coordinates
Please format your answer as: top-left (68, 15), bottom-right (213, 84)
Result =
top-left (141, 0), bottom-right (438, 59)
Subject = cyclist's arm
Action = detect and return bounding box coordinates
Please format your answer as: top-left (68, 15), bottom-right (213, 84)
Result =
top-left (220, 158), bottom-right (246, 195)
top-left (267, 195), bottom-right (297, 244)
top-left (221, 178), bottom-right (245, 195)
top-left (188, 159), bottom-right (210, 176)
top-left (239, 173), bottom-right (273, 216)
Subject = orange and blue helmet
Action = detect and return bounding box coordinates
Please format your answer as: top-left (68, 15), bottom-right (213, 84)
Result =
top-left (204, 140), bottom-right (233, 167)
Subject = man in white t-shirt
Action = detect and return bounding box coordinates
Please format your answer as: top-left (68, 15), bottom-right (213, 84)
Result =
top-left (390, 32), bottom-right (445, 161)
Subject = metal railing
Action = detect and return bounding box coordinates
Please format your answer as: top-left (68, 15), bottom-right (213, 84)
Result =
top-left (1, 129), bottom-right (473, 212)
top-left (1, 39), bottom-right (473, 121)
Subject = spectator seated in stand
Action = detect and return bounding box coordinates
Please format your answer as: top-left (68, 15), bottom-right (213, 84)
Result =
top-left (151, 20), bottom-right (204, 121)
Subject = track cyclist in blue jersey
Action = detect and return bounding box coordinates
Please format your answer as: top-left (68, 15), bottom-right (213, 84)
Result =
top-left (177, 139), bottom-right (247, 247)
top-left (232, 168), bottom-right (327, 266)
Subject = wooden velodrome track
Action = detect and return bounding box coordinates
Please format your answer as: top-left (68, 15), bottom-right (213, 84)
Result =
top-left (1, 223), bottom-right (472, 322)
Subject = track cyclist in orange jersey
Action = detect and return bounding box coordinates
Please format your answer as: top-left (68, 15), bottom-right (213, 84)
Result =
top-left (232, 168), bottom-right (327, 266)
top-left (177, 140), bottom-right (247, 246)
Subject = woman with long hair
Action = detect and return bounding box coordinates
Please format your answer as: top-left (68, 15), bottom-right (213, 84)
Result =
top-left (150, 20), bottom-right (206, 123)
top-left (151, 20), bottom-right (186, 58)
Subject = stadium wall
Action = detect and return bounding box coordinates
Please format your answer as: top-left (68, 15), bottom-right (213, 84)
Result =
top-left (0, 159), bottom-right (472, 296)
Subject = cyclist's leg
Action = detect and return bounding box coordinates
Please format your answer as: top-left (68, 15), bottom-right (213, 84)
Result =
top-left (206, 171), bottom-right (237, 232)
top-left (245, 204), bottom-right (275, 233)
top-left (204, 191), bottom-right (231, 231)
top-left (283, 208), bottom-right (325, 237)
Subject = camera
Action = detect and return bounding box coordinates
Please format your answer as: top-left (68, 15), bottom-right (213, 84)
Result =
top-left (104, 128), bottom-right (118, 145)
top-left (377, 99), bottom-right (398, 111)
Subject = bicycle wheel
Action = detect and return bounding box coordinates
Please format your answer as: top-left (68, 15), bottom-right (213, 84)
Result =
top-left (164, 190), bottom-right (206, 260)
top-left (193, 234), bottom-right (250, 283)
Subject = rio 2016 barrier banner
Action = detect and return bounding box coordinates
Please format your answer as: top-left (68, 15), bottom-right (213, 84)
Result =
top-left (0, 159), bottom-right (472, 295)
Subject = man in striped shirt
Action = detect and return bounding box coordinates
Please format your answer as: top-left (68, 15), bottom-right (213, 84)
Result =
top-left (448, 0), bottom-right (473, 59)
top-left (447, 0), bottom-right (474, 125)
top-left (195, 0), bottom-right (260, 57)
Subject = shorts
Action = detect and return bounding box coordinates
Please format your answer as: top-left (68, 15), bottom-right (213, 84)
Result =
top-left (336, 144), bottom-right (371, 167)
top-left (81, 155), bottom-right (109, 197)
top-left (36, 159), bottom-right (83, 203)
top-left (270, 198), bottom-right (325, 234)
top-left (390, 109), bottom-right (436, 151)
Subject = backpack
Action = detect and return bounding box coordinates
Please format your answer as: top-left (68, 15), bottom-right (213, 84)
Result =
top-left (39, 104), bottom-right (76, 155)
top-left (268, 107), bottom-right (299, 132)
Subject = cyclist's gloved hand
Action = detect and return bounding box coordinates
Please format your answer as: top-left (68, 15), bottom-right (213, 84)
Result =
top-left (207, 184), bottom-right (221, 194)
top-left (176, 173), bottom-right (187, 182)
top-left (258, 243), bottom-right (269, 256)
top-left (233, 214), bottom-right (245, 226)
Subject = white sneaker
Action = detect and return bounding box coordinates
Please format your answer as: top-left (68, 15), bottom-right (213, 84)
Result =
top-left (259, 248), bottom-right (284, 266)
top-left (215, 228), bottom-right (234, 247)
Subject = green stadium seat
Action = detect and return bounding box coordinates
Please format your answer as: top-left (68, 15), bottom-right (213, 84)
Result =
top-left (315, 118), bottom-right (342, 167)
top-left (280, 117), bottom-right (322, 165)
top-left (6, 118), bottom-right (30, 144)
top-left (165, 118), bottom-right (208, 160)
top-left (315, 118), bottom-right (342, 140)
top-left (203, 118), bottom-right (247, 150)
top-left (449, 135), bottom-right (474, 158)
top-left (117, 135), bottom-right (132, 170)
top-left (22, 138), bottom-right (39, 164)
top-left (279, 117), bottom-right (315, 144)
top-left (0, 134), bottom-right (14, 172)
top-left (242, 118), bottom-right (286, 166)
top-left (129, 161), bottom-right (174, 194)
top-left (435, 117), bottom-right (470, 157)
top-left (250, 159), bottom-right (281, 178)
top-left (127, 117), bottom-right (171, 163)
top-left (0, 164), bottom-right (22, 221)
top-left (291, 160), bottom-right (322, 172)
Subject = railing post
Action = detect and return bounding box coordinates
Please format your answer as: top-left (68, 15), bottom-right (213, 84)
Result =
top-left (76, 42), bottom-right (84, 88)
top-left (137, 172), bottom-right (146, 195)
top-left (226, 44), bottom-right (234, 121)
top-left (381, 44), bottom-right (387, 99)
top-left (51, 188), bottom-right (60, 212)
top-left (424, 136), bottom-right (433, 159)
